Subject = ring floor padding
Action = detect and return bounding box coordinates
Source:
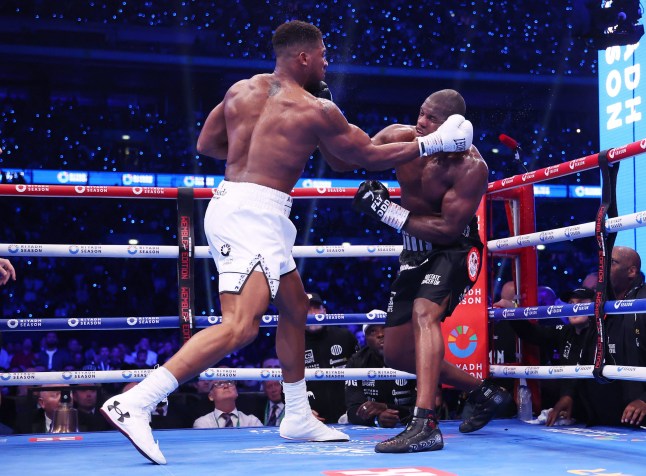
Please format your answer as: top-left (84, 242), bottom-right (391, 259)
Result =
top-left (1, 419), bottom-right (645, 475)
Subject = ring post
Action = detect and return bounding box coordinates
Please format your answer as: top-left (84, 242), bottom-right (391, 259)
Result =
top-left (177, 187), bottom-right (196, 345)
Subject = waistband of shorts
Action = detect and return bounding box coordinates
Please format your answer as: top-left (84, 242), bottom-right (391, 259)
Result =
top-left (402, 231), bottom-right (433, 251)
top-left (216, 180), bottom-right (293, 216)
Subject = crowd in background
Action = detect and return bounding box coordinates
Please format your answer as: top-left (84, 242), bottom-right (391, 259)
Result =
top-left (0, 0), bottom-right (634, 433)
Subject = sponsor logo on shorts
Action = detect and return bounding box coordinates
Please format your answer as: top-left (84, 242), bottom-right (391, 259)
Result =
top-left (421, 273), bottom-right (441, 285)
top-left (220, 244), bottom-right (231, 257)
top-left (467, 247), bottom-right (480, 282)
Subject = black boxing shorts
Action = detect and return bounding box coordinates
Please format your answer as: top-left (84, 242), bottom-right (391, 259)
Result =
top-left (385, 236), bottom-right (483, 327)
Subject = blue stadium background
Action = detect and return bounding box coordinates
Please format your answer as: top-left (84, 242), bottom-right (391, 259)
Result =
top-left (0, 1), bottom-right (611, 361)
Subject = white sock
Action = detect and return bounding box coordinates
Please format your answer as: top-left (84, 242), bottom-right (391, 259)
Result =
top-left (282, 378), bottom-right (309, 415)
top-left (124, 366), bottom-right (179, 408)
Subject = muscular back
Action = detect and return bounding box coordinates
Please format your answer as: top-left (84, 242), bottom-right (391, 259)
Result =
top-left (222, 73), bottom-right (323, 193)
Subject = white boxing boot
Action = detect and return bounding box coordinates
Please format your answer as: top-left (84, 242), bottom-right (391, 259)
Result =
top-left (100, 367), bottom-right (178, 464)
top-left (279, 379), bottom-right (349, 442)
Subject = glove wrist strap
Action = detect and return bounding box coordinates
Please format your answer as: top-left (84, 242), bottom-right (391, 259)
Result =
top-left (417, 134), bottom-right (441, 156)
top-left (382, 202), bottom-right (410, 231)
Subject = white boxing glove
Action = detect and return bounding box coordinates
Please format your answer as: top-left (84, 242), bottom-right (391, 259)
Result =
top-left (417, 114), bottom-right (473, 156)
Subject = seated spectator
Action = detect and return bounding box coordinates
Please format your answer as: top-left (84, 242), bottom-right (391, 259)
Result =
top-left (14, 385), bottom-right (70, 434)
top-left (563, 246), bottom-right (646, 427)
top-left (133, 348), bottom-right (152, 369)
top-left (509, 287), bottom-right (595, 422)
top-left (73, 385), bottom-right (110, 431)
top-left (193, 380), bottom-right (263, 429)
top-left (260, 380), bottom-right (285, 426)
top-left (35, 332), bottom-right (72, 371)
top-left (304, 292), bottom-right (359, 424)
top-left (9, 337), bottom-right (36, 371)
top-left (93, 346), bottom-right (114, 371)
top-left (129, 337), bottom-right (158, 367)
top-left (345, 323), bottom-right (416, 427)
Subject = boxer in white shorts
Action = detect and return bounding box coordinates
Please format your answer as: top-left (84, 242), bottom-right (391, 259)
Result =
top-left (205, 180), bottom-right (296, 299)
top-left (100, 20), bottom-right (471, 465)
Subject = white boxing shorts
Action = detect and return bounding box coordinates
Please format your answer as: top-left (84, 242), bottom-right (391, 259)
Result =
top-left (204, 180), bottom-right (296, 299)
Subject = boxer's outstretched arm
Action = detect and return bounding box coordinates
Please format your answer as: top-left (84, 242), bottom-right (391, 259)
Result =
top-left (318, 142), bottom-right (360, 172)
top-left (197, 102), bottom-right (228, 160)
top-left (315, 105), bottom-right (419, 170)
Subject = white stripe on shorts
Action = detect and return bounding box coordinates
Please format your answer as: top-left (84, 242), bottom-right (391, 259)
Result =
top-left (402, 230), bottom-right (433, 251)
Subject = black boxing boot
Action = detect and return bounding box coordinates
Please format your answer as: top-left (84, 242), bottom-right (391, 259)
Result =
top-left (459, 379), bottom-right (512, 433)
top-left (374, 407), bottom-right (444, 453)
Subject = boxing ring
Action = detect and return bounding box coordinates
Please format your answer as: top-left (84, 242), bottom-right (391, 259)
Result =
top-left (2, 140), bottom-right (646, 475)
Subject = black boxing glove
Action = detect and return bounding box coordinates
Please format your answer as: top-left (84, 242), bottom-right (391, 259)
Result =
top-left (306, 81), bottom-right (333, 101)
top-left (352, 180), bottom-right (410, 231)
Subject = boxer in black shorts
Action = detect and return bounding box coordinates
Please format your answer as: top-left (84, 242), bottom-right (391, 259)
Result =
top-left (388, 219), bottom-right (483, 328)
top-left (352, 89), bottom-right (511, 453)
